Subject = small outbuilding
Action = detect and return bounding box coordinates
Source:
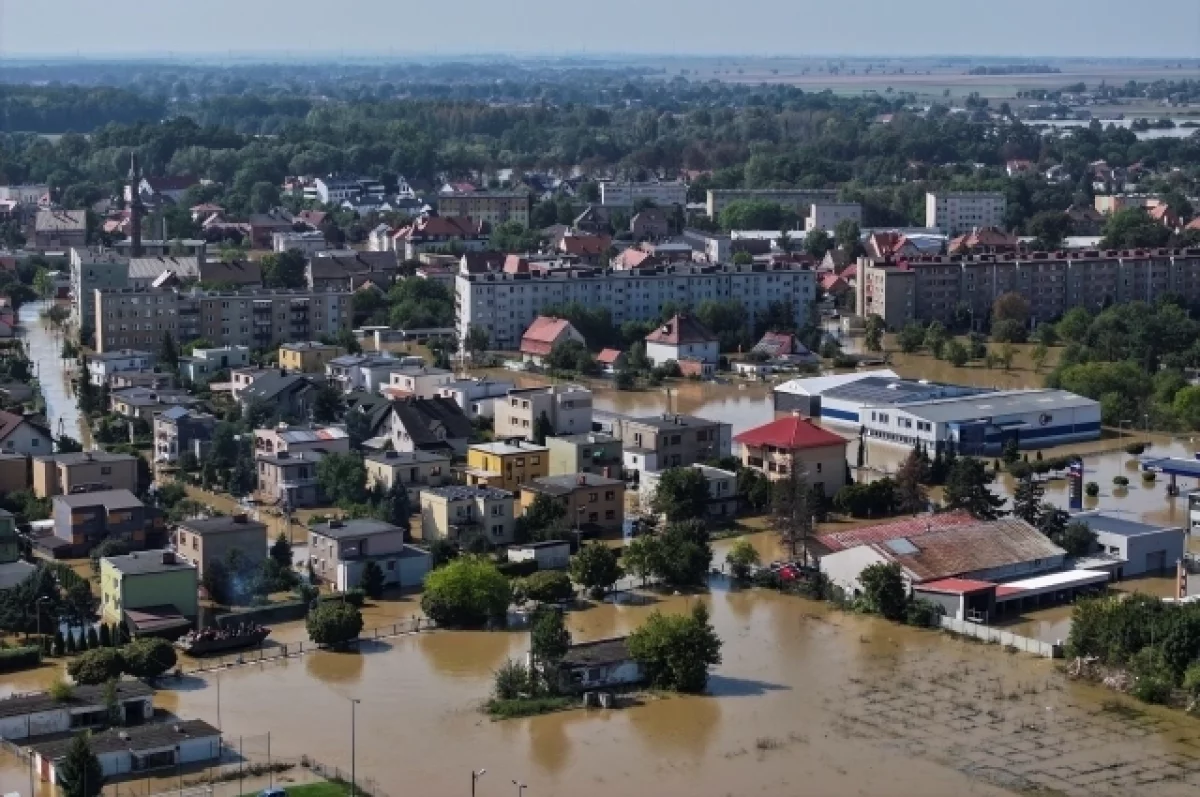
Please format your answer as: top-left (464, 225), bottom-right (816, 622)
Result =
top-left (30, 720), bottom-right (221, 783)
top-left (507, 540), bottom-right (571, 571)
top-left (1071, 512), bottom-right (1185, 578)
top-left (548, 636), bottom-right (645, 694)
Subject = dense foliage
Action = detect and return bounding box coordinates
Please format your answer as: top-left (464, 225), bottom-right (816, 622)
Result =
top-left (420, 556), bottom-right (511, 627)
top-left (627, 603), bottom-right (722, 694)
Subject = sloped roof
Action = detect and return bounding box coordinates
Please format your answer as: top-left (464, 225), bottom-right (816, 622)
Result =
top-left (753, 332), bottom-right (807, 358)
top-left (868, 518), bottom-right (1065, 583)
top-left (596, 348), bottom-right (624, 365)
top-left (644, 314), bottom-right (716, 346)
top-left (393, 215), bottom-right (484, 241)
top-left (816, 510), bottom-right (977, 553)
top-left (560, 233), bottom-right (611, 256)
top-left (733, 415), bottom-right (847, 451)
top-left (520, 316), bottom-right (580, 356)
top-left (0, 409), bottom-right (37, 442)
top-left (199, 259), bottom-right (262, 286)
top-left (389, 397), bottom-right (473, 449)
top-left (241, 374), bottom-right (312, 403)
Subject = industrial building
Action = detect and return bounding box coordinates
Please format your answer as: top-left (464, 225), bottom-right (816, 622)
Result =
top-left (772, 370), bottom-right (989, 426)
top-left (860, 389), bottom-right (1101, 455)
top-left (1070, 512), bottom-right (1185, 579)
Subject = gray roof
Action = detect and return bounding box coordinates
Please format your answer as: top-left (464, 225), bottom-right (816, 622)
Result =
top-left (241, 374), bottom-right (313, 402)
top-left (0, 680), bottom-right (153, 720)
top-left (0, 560), bottom-right (35, 590)
top-left (525, 473), bottom-right (624, 496)
top-left (549, 432), bottom-right (619, 446)
top-left (281, 341), bottom-right (341, 352)
top-left (129, 256), bottom-right (200, 280)
top-left (89, 349), bottom-right (153, 362)
top-left (310, 518), bottom-right (404, 540)
top-left (36, 450), bottom-right (136, 466)
top-left (29, 719), bottom-right (220, 759)
top-left (104, 550), bottom-right (196, 576)
top-left (365, 450), bottom-right (450, 466)
top-left (626, 413), bottom-right (723, 430)
top-left (53, 489), bottom-right (142, 510)
top-left (179, 515), bottom-right (266, 536)
top-left (887, 390), bottom-right (1099, 424)
top-left (35, 209), bottom-right (86, 232)
top-left (1072, 512), bottom-right (1180, 538)
top-left (423, 485), bottom-right (512, 501)
top-left (256, 451), bottom-right (324, 467)
top-left (824, 376), bottom-right (991, 405)
top-left (560, 636), bottom-right (632, 668)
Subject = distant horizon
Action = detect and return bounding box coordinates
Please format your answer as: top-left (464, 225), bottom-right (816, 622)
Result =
top-left (0, 0), bottom-right (1196, 60)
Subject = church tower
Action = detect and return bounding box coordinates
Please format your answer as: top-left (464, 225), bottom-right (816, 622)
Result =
top-left (129, 153), bottom-right (144, 257)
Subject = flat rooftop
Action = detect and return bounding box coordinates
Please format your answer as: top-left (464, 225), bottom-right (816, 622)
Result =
top-left (885, 389), bottom-right (1098, 423)
top-left (470, 441), bottom-right (549, 456)
top-left (104, 551), bottom-right (195, 576)
top-left (1071, 511), bottom-right (1180, 538)
top-left (825, 376), bottom-right (990, 406)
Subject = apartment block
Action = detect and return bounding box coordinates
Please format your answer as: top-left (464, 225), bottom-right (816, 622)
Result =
top-left (494, 385), bottom-right (593, 442)
top-left (856, 247), bottom-right (1200, 330)
top-left (94, 286), bottom-right (350, 353)
top-left (924, 192), bottom-right (1007, 236)
top-left (173, 514), bottom-right (268, 580)
top-left (456, 261), bottom-right (816, 349)
top-left (466, 440), bottom-right (550, 491)
top-left (706, 189), bottom-right (839, 219)
top-left (600, 181), bottom-right (688, 207)
top-left (546, 433), bottom-right (623, 478)
top-left (32, 451), bottom-right (140, 498)
top-left (437, 191), bottom-right (530, 227)
top-left (71, 248), bottom-right (129, 331)
top-left (605, 413), bottom-right (732, 475)
top-left (806, 203), bottom-right (863, 232)
top-left (419, 485), bottom-right (516, 545)
top-left (519, 474), bottom-right (625, 535)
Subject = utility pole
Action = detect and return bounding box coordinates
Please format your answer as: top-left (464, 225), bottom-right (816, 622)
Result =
top-left (349, 697), bottom-right (361, 797)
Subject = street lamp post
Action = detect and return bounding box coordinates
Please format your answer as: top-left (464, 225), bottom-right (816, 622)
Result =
top-left (35, 596), bottom-right (50, 646)
top-left (471, 769), bottom-right (487, 797)
top-left (512, 780), bottom-right (527, 797)
top-left (349, 698), bottom-right (361, 797)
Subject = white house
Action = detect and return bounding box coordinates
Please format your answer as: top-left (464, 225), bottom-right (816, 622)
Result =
top-left (178, 345), bottom-right (250, 386)
top-left (0, 681), bottom-right (154, 741)
top-left (308, 518), bottom-right (432, 592)
top-left (644, 314), bottom-right (718, 369)
top-left (326, 353), bottom-right (411, 394)
top-left (545, 637), bottom-right (646, 694)
top-left (381, 366), bottom-right (455, 400)
top-left (436, 378), bottom-right (515, 420)
top-left (88, 349), bottom-right (156, 387)
top-left (30, 720), bottom-right (220, 784)
top-left (272, 230), bottom-right (328, 254)
top-left (507, 540), bottom-right (571, 571)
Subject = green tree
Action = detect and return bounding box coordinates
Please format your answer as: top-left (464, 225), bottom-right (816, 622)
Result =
top-left (731, 250), bottom-right (752, 265)
top-left (834, 219), bottom-right (862, 254)
top-left (944, 338), bottom-right (969, 367)
top-left (803, 228), bottom-right (832, 258)
top-left (627, 603), bottom-right (722, 693)
top-left (519, 570), bottom-right (574, 604)
top-left (514, 492), bottom-right (567, 544)
top-left (622, 535), bottom-right (656, 586)
top-left (306, 601), bottom-right (364, 647)
top-left (1058, 520), bottom-right (1098, 557)
top-left (1100, 207), bottom-right (1171, 249)
top-left (893, 447), bottom-right (928, 515)
top-left (57, 733), bottom-right (104, 797)
top-left (859, 562), bottom-right (908, 621)
top-left (654, 520), bottom-right (713, 588)
top-left (420, 556), bottom-right (511, 627)
top-left (530, 607), bottom-right (571, 675)
top-left (1056, 307), bottom-right (1092, 344)
top-left (1026, 210), bottom-right (1071, 249)
top-left (897, 322), bottom-right (925, 353)
top-left (464, 325), bottom-right (490, 357)
top-left (269, 533), bottom-right (293, 569)
top-left (121, 637), bottom-right (177, 678)
top-left (311, 382), bottom-right (344, 423)
top-left (569, 542), bottom-right (622, 597)
top-left (725, 538), bottom-right (760, 581)
top-left (67, 648), bottom-right (124, 685)
top-left (772, 466), bottom-right (813, 562)
top-left (1031, 341), bottom-right (1049, 372)
top-left (261, 249), bottom-right (307, 289)
top-left (991, 318), bottom-right (1028, 344)
top-left (532, 411), bottom-right (554, 445)
top-left (651, 467), bottom-right (711, 522)
top-left (864, 314), bottom-right (885, 352)
top-left (359, 561), bottom-right (385, 599)
top-left (316, 452), bottom-right (368, 505)
top-left (924, 321), bottom-right (948, 358)
top-left (158, 331), bottom-right (180, 371)
top-left (1011, 474), bottom-right (1044, 525)
top-left (943, 459), bottom-right (1006, 520)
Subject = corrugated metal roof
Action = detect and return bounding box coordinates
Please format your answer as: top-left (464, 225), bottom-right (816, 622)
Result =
top-left (868, 518), bottom-right (1065, 583)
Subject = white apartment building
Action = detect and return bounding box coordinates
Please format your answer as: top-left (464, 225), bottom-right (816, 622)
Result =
top-left (600, 181), bottom-right (688, 207)
top-left (495, 385), bottom-right (593, 442)
top-left (807, 203), bottom-right (863, 232)
top-left (0, 184), bottom-right (48, 204)
top-left (314, 176), bottom-right (360, 204)
top-left (382, 366), bottom-right (455, 400)
top-left (456, 262), bottom-right (816, 350)
top-left (924, 192), bottom-right (1007, 236)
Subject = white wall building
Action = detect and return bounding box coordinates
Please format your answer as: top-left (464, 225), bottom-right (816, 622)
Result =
top-left (272, 230), bottom-right (328, 254)
top-left (456, 262), bottom-right (816, 350)
top-left (437, 378), bottom-right (515, 419)
top-left (507, 540), bottom-right (571, 570)
top-left (600, 181), bottom-right (688, 207)
top-left (924, 191), bottom-right (1007, 236)
top-left (807, 202), bottom-right (863, 232)
top-left (495, 385), bottom-right (593, 441)
top-left (382, 366), bottom-right (455, 400)
top-left (314, 176), bottom-right (361, 204)
top-left (87, 349), bottom-right (155, 386)
top-left (0, 184), bottom-right (48, 204)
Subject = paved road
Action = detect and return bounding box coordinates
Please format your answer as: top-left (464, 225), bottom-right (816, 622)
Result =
top-left (18, 300), bottom-right (83, 442)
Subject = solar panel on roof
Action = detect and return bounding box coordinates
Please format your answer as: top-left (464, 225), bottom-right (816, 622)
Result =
top-left (883, 538), bottom-right (919, 555)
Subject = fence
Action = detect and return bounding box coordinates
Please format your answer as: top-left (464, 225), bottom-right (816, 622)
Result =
top-left (939, 616), bottom-right (1063, 658)
top-left (181, 616), bottom-right (435, 675)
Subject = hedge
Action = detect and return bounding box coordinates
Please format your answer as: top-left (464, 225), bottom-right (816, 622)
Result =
top-left (0, 646), bottom-right (41, 672)
top-left (315, 589), bottom-right (365, 608)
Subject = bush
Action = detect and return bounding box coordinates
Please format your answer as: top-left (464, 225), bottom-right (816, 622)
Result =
top-left (1113, 476), bottom-right (1130, 487)
top-left (1182, 662), bottom-right (1200, 699)
top-left (1125, 442), bottom-right (1147, 456)
top-left (421, 556), bottom-right (511, 627)
top-left (315, 589), bottom-right (365, 607)
top-left (48, 678), bottom-right (73, 701)
top-left (627, 603), bottom-right (722, 693)
top-left (1085, 481), bottom-right (1100, 497)
top-left (306, 601), bottom-right (364, 648)
top-left (517, 571), bottom-right (574, 604)
top-left (67, 648), bottom-right (124, 685)
top-left (121, 638), bottom-right (177, 679)
top-left (492, 658), bottom-right (531, 700)
top-left (905, 598), bottom-right (944, 628)
top-left (1142, 471), bottom-right (1157, 483)
top-left (0, 645), bottom-right (40, 672)
top-left (496, 559), bottom-right (539, 579)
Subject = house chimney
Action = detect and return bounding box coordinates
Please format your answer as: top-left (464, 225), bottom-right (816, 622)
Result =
top-left (161, 550), bottom-right (175, 565)
top-left (577, 474), bottom-right (587, 486)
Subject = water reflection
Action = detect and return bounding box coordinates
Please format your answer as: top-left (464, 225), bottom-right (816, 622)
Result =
top-left (304, 649), bottom-right (365, 685)
top-left (627, 693), bottom-right (721, 758)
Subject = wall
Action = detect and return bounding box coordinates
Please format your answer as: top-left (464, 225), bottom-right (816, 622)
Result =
top-left (337, 552), bottom-right (431, 592)
top-left (939, 616), bottom-right (1062, 658)
top-left (820, 546), bottom-right (890, 596)
top-left (1, 423), bottom-right (50, 456)
top-left (1108, 529), bottom-right (1186, 577)
top-left (120, 568), bottom-right (199, 622)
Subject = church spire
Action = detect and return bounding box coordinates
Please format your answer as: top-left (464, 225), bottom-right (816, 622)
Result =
top-left (129, 153), bottom-right (144, 257)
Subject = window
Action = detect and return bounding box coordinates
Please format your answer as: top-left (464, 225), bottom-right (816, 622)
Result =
top-left (491, 524), bottom-right (504, 538)
top-left (386, 560), bottom-right (396, 571)
top-left (588, 492), bottom-right (598, 503)
top-left (605, 491), bottom-right (615, 500)
top-left (605, 510), bottom-right (615, 520)
top-left (531, 456), bottom-right (540, 465)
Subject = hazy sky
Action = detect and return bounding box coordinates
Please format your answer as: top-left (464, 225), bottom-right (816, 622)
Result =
top-left (1, 0), bottom-right (1197, 58)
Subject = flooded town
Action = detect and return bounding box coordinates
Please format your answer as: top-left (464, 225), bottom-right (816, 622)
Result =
top-left (4, 30), bottom-right (1200, 797)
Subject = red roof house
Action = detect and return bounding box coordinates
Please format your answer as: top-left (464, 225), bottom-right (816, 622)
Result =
top-left (519, 316), bottom-right (586, 365)
top-left (644, 314), bottom-right (718, 372)
top-left (734, 413), bottom-right (848, 489)
top-left (595, 348), bottom-right (627, 371)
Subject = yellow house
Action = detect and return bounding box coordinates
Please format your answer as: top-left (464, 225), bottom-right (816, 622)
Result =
top-left (279, 342), bottom-right (344, 373)
top-left (465, 440), bottom-right (549, 492)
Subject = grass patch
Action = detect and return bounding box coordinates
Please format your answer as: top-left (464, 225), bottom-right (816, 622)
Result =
top-left (485, 695), bottom-right (574, 719)
top-left (276, 784), bottom-right (354, 797)
top-left (1100, 699), bottom-right (1145, 721)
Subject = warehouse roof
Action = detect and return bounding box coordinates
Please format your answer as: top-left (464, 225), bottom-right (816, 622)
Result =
top-left (1070, 512), bottom-right (1180, 538)
top-left (884, 390), bottom-right (1098, 424)
top-left (864, 518), bottom-right (1065, 583)
top-left (774, 369), bottom-right (899, 397)
top-left (824, 376), bottom-right (990, 405)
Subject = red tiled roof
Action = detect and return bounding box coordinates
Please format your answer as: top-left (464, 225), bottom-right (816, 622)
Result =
top-left (393, 216), bottom-right (483, 241)
top-left (869, 519), bottom-right (1064, 583)
top-left (520, 316), bottom-right (578, 356)
top-left (815, 510), bottom-right (977, 553)
top-left (838, 264), bottom-right (858, 280)
top-left (733, 415), bottom-right (847, 451)
top-left (560, 234), bottom-right (611, 256)
top-left (914, 578), bottom-right (996, 595)
top-left (595, 348), bottom-right (624, 364)
top-left (615, 249), bottom-right (655, 269)
top-left (994, 584), bottom-right (1026, 597)
top-left (820, 274), bottom-right (849, 292)
top-left (644, 314), bottom-right (715, 346)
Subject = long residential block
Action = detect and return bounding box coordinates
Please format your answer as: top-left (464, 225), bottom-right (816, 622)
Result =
top-left (94, 286), bottom-right (351, 353)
